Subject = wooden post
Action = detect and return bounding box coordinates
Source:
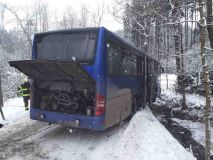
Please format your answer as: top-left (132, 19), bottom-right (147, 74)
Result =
top-left (0, 71), bottom-right (5, 120)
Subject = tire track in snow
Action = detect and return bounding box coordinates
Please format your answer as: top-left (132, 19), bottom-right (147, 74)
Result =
top-left (0, 116), bottom-right (128, 160)
top-left (0, 117), bottom-right (56, 160)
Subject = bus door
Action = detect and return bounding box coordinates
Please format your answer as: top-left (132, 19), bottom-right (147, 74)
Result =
top-left (141, 56), bottom-right (146, 107)
top-left (146, 58), bottom-right (150, 105)
top-left (143, 57), bottom-right (147, 106)
top-left (136, 56), bottom-right (143, 108)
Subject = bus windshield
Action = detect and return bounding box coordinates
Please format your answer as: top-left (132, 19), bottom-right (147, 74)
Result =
top-left (36, 31), bottom-right (98, 62)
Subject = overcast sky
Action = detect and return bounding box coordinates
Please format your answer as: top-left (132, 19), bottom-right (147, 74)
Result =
top-left (0, 0), bottom-right (123, 31)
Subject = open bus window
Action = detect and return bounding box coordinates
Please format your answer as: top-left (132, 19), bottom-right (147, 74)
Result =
top-left (36, 32), bottom-right (98, 63)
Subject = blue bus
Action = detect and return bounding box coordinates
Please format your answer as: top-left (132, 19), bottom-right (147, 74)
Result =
top-left (9, 27), bottom-right (160, 131)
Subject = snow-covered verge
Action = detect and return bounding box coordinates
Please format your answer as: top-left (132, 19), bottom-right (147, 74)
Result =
top-left (0, 97), bottom-right (196, 160)
top-left (0, 97), bottom-right (28, 126)
top-left (114, 108), bottom-right (196, 160)
top-left (152, 74), bottom-right (213, 158)
top-left (172, 118), bottom-right (213, 154)
top-left (172, 118), bottom-right (205, 146)
top-left (154, 74), bottom-right (213, 121)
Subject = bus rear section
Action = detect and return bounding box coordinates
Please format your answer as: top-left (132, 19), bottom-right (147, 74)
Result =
top-left (9, 28), bottom-right (106, 131)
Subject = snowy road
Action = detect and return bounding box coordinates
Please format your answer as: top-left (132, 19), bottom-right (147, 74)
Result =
top-left (0, 97), bottom-right (195, 160)
top-left (0, 114), bottom-right (127, 160)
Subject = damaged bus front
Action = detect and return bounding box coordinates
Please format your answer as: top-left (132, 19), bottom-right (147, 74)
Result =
top-left (9, 28), bottom-right (106, 131)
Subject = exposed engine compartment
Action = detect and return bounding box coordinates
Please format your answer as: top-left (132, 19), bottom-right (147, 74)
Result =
top-left (34, 79), bottom-right (95, 115)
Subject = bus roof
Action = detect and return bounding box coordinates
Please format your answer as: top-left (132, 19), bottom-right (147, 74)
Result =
top-left (34, 27), bottom-right (159, 64)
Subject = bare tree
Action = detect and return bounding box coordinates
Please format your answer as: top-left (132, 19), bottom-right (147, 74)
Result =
top-left (0, 70), bottom-right (5, 120)
top-left (0, 3), bottom-right (6, 49)
top-left (5, 5), bottom-right (33, 58)
top-left (91, 2), bottom-right (106, 27)
top-left (33, 0), bottom-right (50, 32)
top-left (198, 0), bottom-right (212, 159)
top-left (66, 7), bottom-right (77, 28)
top-left (0, 3), bottom-right (5, 30)
top-left (78, 5), bottom-right (89, 27)
top-left (4, 2), bottom-right (50, 58)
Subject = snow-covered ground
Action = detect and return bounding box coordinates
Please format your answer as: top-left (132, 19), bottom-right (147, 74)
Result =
top-left (0, 92), bottom-right (196, 159)
top-left (0, 98), bottom-right (28, 126)
top-left (115, 108), bottom-right (195, 160)
top-left (160, 73), bottom-right (213, 107)
top-left (160, 73), bottom-right (176, 90)
top-left (172, 118), bottom-right (213, 154)
top-left (159, 74), bottom-right (213, 155)
top-left (172, 118), bottom-right (205, 146)
top-left (157, 74), bottom-right (213, 118)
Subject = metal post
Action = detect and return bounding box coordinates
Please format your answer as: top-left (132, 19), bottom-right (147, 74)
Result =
top-left (0, 71), bottom-right (5, 120)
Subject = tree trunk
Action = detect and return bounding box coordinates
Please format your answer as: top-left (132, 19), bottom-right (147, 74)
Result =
top-left (174, 25), bottom-right (181, 73)
top-left (185, 0), bottom-right (188, 51)
top-left (0, 71), bottom-right (5, 120)
top-left (166, 25), bottom-right (170, 89)
top-left (171, 0), bottom-right (181, 75)
top-left (180, 32), bottom-right (186, 108)
top-left (191, 8), bottom-right (194, 48)
top-left (198, 1), bottom-right (212, 160)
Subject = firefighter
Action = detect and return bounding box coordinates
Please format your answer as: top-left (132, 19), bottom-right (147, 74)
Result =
top-left (18, 79), bottom-right (30, 111)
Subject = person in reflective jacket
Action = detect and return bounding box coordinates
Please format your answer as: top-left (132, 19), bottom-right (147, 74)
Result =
top-left (18, 79), bottom-right (30, 111)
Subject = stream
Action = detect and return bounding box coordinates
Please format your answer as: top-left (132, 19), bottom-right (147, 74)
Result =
top-left (151, 106), bottom-right (206, 160)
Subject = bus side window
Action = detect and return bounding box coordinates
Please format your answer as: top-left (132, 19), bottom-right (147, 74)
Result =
top-left (122, 52), bottom-right (137, 76)
top-left (107, 43), bottom-right (137, 76)
top-left (107, 43), bottom-right (123, 76)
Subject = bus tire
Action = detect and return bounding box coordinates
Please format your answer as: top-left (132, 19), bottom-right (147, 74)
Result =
top-left (131, 97), bottom-right (138, 116)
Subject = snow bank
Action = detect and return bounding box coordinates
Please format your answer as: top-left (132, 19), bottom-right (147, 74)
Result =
top-left (173, 118), bottom-right (213, 154)
top-left (173, 118), bottom-right (205, 146)
top-left (115, 108), bottom-right (196, 160)
top-left (0, 97), bottom-right (28, 125)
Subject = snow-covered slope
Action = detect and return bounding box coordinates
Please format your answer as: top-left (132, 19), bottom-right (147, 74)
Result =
top-left (115, 108), bottom-right (196, 160)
